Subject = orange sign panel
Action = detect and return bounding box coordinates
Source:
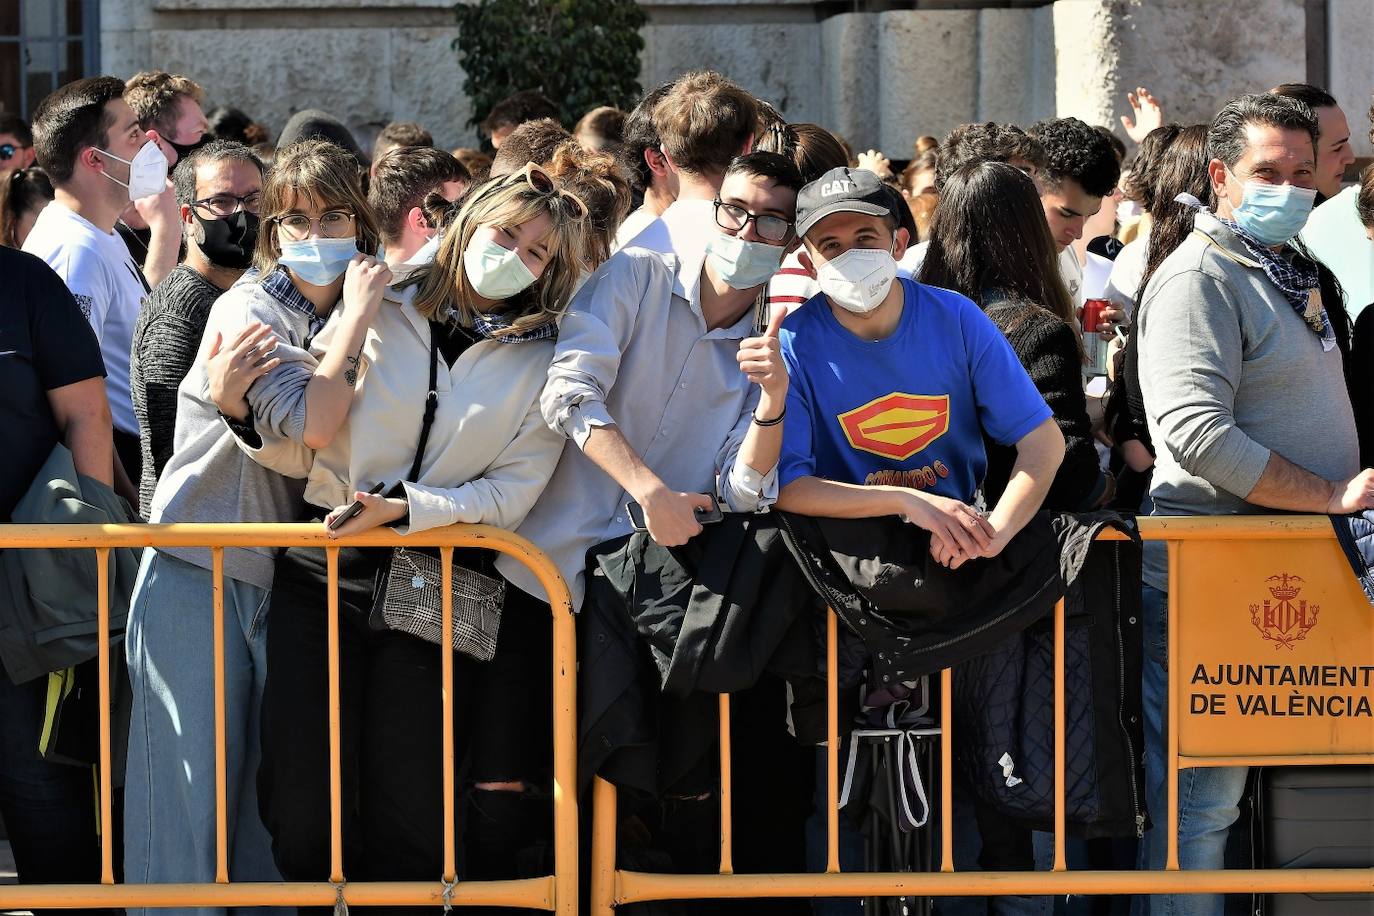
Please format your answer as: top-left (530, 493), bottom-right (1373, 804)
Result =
top-left (1175, 538), bottom-right (1374, 759)
top-left (838, 393), bottom-right (950, 461)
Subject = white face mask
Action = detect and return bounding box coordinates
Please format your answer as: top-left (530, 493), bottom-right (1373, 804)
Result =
top-left (97, 140), bottom-right (168, 201)
top-left (816, 245), bottom-right (898, 314)
top-left (463, 234), bottom-right (538, 300)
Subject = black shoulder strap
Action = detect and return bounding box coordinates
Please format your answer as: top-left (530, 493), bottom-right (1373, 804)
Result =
top-left (407, 322), bottom-right (441, 483)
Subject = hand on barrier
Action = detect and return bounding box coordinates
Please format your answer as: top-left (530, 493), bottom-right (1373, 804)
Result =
top-left (324, 490), bottom-right (407, 537)
top-left (207, 321), bottom-right (281, 421)
top-left (1327, 468), bottom-right (1374, 515)
top-left (899, 490), bottom-right (994, 567)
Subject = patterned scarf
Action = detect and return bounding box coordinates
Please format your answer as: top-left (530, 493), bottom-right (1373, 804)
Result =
top-left (466, 308), bottom-right (558, 343)
top-left (1216, 216), bottom-right (1335, 352)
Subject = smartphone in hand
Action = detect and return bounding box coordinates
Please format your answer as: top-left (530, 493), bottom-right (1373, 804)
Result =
top-left (328, 481), bottom-right (387, 531)
top-left (625, 493), bottom-right (723, 532)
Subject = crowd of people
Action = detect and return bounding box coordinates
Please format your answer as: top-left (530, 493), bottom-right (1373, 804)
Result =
top-left (0, 62), bottom-right (1372, 916)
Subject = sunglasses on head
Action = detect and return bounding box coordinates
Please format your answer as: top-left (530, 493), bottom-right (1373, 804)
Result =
top-left (490, 163), bottom-right (591, 220)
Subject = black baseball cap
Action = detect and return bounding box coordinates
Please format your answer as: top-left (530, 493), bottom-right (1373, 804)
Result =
top-left (796, 167), bottom-right (901, 238)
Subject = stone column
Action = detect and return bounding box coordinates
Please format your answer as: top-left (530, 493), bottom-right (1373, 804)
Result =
top-left (1327, 0), bottom-right (1374, 156)
top-left (1053, 0), bottom-right (1307, 139)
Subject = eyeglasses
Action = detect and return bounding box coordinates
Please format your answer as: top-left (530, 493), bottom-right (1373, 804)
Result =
top-left (0, 143), bottom-right (28, 162)
top-left (714, 199), bottom-right (792, 243)
top-left (191, 192), bottom-right (263, 217)
top-left (270, 208), bottom-right (356, 241)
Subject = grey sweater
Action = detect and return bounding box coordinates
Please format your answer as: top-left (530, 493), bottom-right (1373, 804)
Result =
top-left (148, 279), bottom-right (319, 590)
top-left (1136, 211), bottom-right (1359, 589)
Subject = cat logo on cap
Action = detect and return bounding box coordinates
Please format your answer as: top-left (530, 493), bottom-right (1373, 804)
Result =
top-left (838, 393), bottom-right (950, 460)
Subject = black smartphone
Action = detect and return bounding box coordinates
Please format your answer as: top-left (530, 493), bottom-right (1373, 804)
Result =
top-left (328, 481), bottom-right (387, 531)
top-left (625, 494), bottom-right (723, 532)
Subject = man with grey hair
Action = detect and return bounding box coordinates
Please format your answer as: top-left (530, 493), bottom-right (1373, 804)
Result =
top-left (1135, 92), bottom-right (1373, 914)
top-left (129, 139), bottom-right (264, 515)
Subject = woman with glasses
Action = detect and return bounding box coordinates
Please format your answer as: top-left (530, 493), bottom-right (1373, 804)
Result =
top-left (220, 163), bottom-right (589, 887)
top-left (124, 138), bottom-right (390, 914)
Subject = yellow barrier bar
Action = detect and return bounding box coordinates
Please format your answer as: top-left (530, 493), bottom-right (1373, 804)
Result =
top-left (612, 868), bottom-right (1374, 902)
top-left (440, 547), bottom-right (457, 884)
top-left (1181, 754), bottom-right (1374, 768)
top-left (940, 666), bottom-right (953, 873)
top-left (719, 693), bottom-right (734, 875)
top-left (1053, 598), bottom-right (1066, 871)
top-left (212, 548), bottom-right (228, 884)
top-left (0, 878), bottom-right (557, 909)
top-left (326, 546), bottom-right (344, 885)
top-left (546, 570), bottom-right (578, 915)
top-left (1166, 541), bottom-right (1180, 872)
top-left (96, 546), bottom-right (113, 885)
top-left (825, 607), bottom-right (840, 874)
top-left (591, 777), bottom-right (617, 916)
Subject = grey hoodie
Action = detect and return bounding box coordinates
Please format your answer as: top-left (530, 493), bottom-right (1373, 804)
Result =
top-left (149, 279), bottom-right (321, 590)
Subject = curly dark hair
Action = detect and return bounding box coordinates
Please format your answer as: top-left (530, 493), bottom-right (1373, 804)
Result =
top-left (935, 122), bottom-right (1045, 190)
top-left (1029, 117), bottom-right (1122, 198)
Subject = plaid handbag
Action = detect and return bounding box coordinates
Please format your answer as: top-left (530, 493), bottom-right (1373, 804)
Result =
top-left (368, 320), bottom-right (503, 661)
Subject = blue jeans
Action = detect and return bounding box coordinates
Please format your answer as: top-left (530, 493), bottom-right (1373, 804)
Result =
top-left (124, 549), bottom-right (284, 916)
top-left (1135, 584), bottom-right (1246, 916)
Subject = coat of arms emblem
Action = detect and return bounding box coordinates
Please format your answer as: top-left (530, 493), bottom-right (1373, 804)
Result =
top-left (1249, 573), bottom-right (1320, 650)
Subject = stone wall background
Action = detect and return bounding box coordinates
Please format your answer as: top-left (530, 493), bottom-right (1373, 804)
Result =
top-left (100, 0), bottom-right (1374, 158)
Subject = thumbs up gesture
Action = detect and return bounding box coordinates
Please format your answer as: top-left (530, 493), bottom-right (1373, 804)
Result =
top-left (737, 306), bottom-right (789, 408)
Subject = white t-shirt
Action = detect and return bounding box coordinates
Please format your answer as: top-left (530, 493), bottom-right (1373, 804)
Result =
top-left (1058, 245), bottom-right (1084, 306)
top-left (1301, 185), bottom-right (1373, 318)
top-left (1103, 233), bottom-right (1149, 318)
top-left (24, 201), bottom-right (149, 435)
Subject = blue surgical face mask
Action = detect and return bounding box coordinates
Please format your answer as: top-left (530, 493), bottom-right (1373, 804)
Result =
top-left (1229, 177), bottom-right (1318, 247)
top-left (705, 232), bottom-right (785, 290)
top-left (278, 237), bottom-right (359, 286)
top-left (463, 234), bottom-right (538, 299)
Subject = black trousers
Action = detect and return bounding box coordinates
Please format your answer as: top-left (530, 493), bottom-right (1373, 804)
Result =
top-left (257, 543), bottom-right (553, 889)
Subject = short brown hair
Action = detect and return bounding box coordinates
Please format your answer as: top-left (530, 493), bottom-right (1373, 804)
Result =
top-left (1357, 164), bottom-right (1374, 231)
top-left (254, 139), bottom-right (380, 274)
top-left (480, 90), bottom-right (561, 140)
top-left (573, 106), bottom-right (627, 153)
top-left (372, 121), bottom-right (434, 161)
top-left (124, 70), bottom-right (205, 135)
top-left (545, 139), bottom-right (633, 268)
top-left (490, 118), bottom-right (571, 177)
top-left (369, 146), bottom-right (469, 243)
top-left (451, 147), bottom-right (493, 180)
top-left (652, 70), bottom-right (759, 177)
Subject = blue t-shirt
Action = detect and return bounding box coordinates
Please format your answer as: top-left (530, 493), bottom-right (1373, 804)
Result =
top-left (778, 278), bottom-right (1051, 502)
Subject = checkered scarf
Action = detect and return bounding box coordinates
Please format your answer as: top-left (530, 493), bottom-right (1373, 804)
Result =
top-left (1216, 216), bottom-right (1335, 352)
top-left (467, 309), bottom-right (558, 343)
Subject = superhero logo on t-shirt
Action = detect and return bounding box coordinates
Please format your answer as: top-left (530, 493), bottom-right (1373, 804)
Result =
top-left (837, 393), bottom-right (950, 461)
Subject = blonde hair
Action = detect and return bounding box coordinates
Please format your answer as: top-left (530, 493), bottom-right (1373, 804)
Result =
top-left (411, 170), bottom-right (588, 332)
top-left (254, 139), bottom-right (379, 275)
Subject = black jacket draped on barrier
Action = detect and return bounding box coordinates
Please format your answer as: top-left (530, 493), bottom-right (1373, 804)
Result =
top-left (577, 509), bottom-right (1146, 838)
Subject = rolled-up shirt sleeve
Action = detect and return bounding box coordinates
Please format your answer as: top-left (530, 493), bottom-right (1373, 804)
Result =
top-left (541, 256), bottom-right (648, 446)
top-left (1138, 268), bottom-right (1272, 498)
top-left (717, 388), bottom-right (778, 511)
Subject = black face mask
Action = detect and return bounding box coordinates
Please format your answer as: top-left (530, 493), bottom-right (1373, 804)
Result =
top-left (168, 135), bottom-right (209, 162)
top-left (194, 210), bottom-right (259, 270)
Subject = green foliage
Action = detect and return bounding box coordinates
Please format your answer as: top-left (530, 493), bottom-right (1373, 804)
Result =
top-left (454, 0), bottom-right (648, 133)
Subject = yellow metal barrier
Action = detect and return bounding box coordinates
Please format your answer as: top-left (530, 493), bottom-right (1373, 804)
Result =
top-left (590, 515), bottom-right (1374, 910)
top-left (0, 522), bottom-right (578, 913)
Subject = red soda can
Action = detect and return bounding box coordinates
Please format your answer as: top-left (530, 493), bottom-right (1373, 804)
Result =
top-left (1082, 298), bottom-right (1110, 334)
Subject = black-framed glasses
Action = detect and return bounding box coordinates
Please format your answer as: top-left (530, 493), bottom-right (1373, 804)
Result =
top-left (714, 199), bottom-right (792, 242)
top-left (191, 192), bottom-right (263, 218)
top-left (270, 208), bottom-right (356, 240)
top-left (0, 143), bottom-right (28, 162)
